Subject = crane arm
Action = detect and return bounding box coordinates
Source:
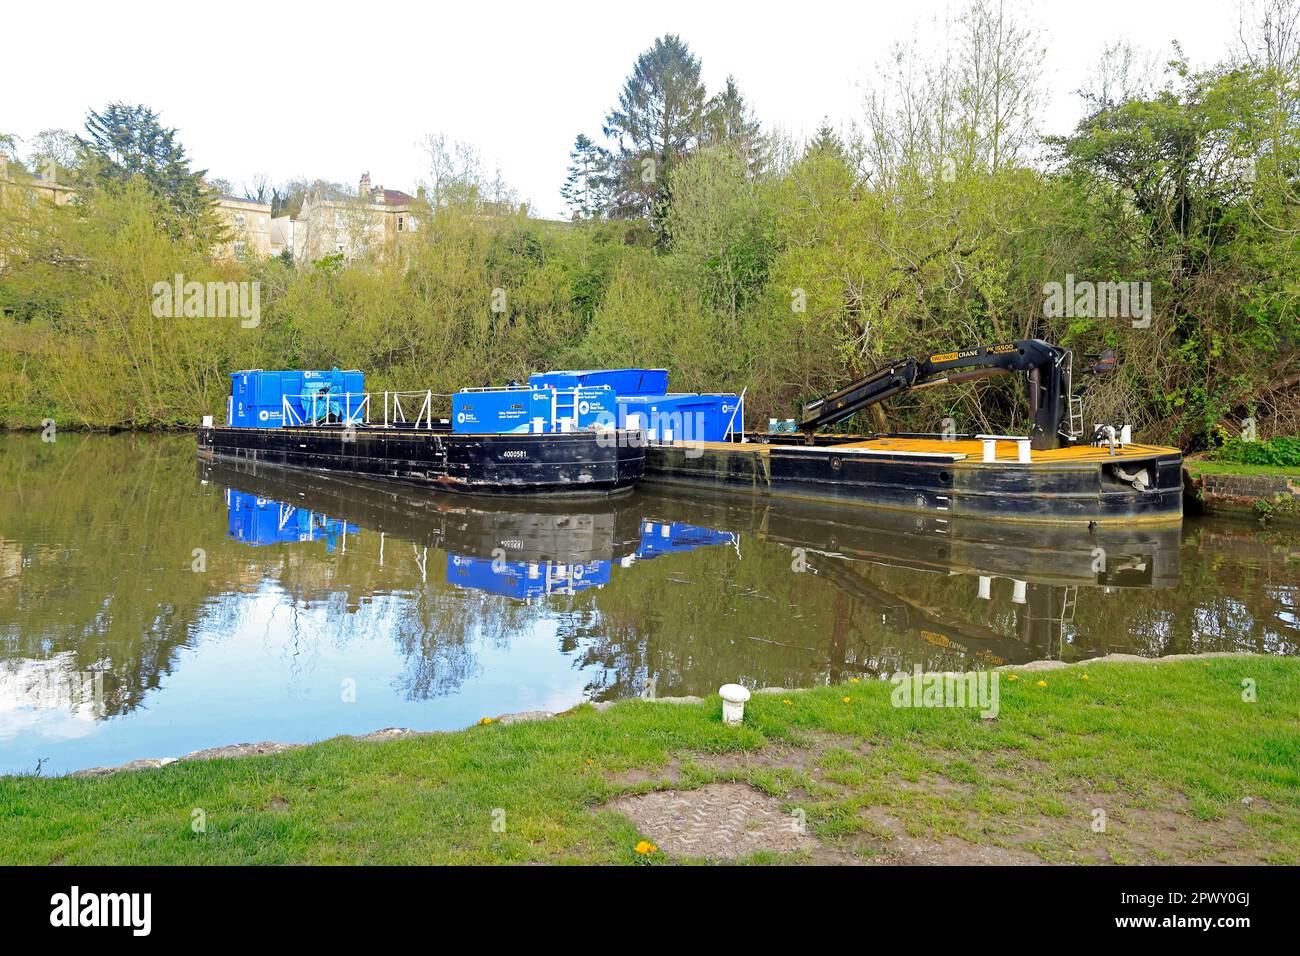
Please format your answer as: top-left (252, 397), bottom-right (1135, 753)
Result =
top-left (800, 340), bottom-right (1091, 449)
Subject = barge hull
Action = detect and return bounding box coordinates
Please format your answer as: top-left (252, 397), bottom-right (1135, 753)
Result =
top-left (643, 438), bottom-right (1183, 524)
top-left (198, 425), bottom-right (644, 499)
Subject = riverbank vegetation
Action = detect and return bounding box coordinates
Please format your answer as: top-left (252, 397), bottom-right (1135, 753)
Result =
top-left (1, 1), bottom-right (1297, 449)
top-left (1, 656), bottom-right (1296, 864)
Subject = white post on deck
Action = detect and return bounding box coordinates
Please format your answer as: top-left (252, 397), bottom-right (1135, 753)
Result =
top-left (982, 439), bottom-right (998, 463)
top-left (978, 576), bottom-right (992, 600)
top-left (1017, 439), bottom-right (1032, 463)
top-left (1011, 579), bottom-right (1027, 604)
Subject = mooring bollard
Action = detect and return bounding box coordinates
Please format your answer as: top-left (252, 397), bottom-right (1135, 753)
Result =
top-left (982, 439), bottom-right (997, 463)
top-left (719, 683), bottom-right (751, 726)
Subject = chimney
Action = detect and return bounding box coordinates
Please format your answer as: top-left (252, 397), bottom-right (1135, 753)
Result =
top-left (359, 172), bottom-right (371, 197)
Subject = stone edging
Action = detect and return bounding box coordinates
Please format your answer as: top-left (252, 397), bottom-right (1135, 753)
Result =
top-left (1183, 463), bottom-right (1300, 524)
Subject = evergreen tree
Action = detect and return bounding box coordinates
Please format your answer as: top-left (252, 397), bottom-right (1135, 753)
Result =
top-left (560, 134), bottom-right (612, 219)
top-left (805, 118), bottom-right (847, 160)
top-left (603, 34), bottom-right (708, 231)
top-left (75, 103), bottom-right (220, 244)
top-left (704, 76), bottom-right (765, 174)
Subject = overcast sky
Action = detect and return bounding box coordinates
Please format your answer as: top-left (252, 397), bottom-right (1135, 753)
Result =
top-left (4, 0), bottom-right (1245, 217)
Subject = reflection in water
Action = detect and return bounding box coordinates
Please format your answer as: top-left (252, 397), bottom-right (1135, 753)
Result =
top-left (0, 433), bottom-right (1295, 773)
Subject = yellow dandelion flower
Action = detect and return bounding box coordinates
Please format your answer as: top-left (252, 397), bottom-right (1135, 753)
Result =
top-left (849, 677), bottom-right (860, 684)
top-left (634, 840), bottom-right (657, 855)
top-left (478, 716), bottom-right (494, 725)
top-left (842, 696), bottom-right (852, 703)
top-left (1007, 674), bottom-right (1019, 682)
top-left (782, 698), bottom-right (793, 705)
top-left (1036, 680), bottom-right (1047, 687)
top-left (1081, 673), bottom-right (1090, 680)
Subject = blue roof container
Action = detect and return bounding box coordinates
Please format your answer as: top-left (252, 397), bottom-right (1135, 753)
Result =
top-left (528, 368), bottom-right (669, 396)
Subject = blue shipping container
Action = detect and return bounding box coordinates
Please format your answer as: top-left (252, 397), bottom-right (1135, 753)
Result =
top-left (229, 369), bottom-right (365, 428)
top-left (447, 555), bottom-right (610, 599)
top-left (452, 386), bottom-right (617, 434)
top-left (226, 490), bottom-right (357, 550)
top-left (616, 393), bottom-right (743, 442)
top-left (453, 389), bottom-right (553, 434)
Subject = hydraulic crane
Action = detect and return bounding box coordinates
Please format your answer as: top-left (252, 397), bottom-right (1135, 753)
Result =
top-left (800, 340), bottom-right (1115, 450)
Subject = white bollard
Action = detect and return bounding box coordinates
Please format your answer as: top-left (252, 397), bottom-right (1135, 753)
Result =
top-left (1120, 424), bottom-right (1132, 444)
top-left (719, 683), bottom-right (751, 726)
top-left (978, 575), bottom-right (992, 600)
top-left (1017, 439), bottom-right (1032, 463)
top-left (1012, 579), bottom-right (1027, 604)
top-left (201, 415), bottom-right (214, 427)
top-left (982, 439), bottom-right (997, 463)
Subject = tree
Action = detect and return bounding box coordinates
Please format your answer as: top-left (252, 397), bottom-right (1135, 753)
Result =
top-left (0, 133), bottom-right (21, 174)
top-left (602, 34), bottom-right (708, 230)
top-left (561, 134), bottom-right (612, 219)
top-left (241, 173), bottom-right (273, 205)
top-left (75, 103), bottom-right (219, 244)
top-left (26, 129), bottom-right (78, 180)
top-left (954, 0), bottom-right (1044, 173)
top-left (703, 76), bottom-right (765, 174)
top-left (805, 118), bottom-right (848, 161)
top-left (664, 147), bottom-right (777, 321)
top-left (1051, 55), bottom-right (1300, 445)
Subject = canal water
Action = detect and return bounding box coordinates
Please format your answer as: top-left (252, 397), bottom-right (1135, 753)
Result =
top-left (2, 433), bottom-right (1296, 775)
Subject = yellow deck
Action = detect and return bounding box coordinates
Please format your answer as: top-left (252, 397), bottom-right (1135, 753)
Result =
top-left (669, 437), bottom-right (1178, 464)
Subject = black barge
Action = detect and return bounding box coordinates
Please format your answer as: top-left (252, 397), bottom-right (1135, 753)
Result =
top-left (197, 424), bottom-right (645, 499)
top-left (639, 340), bottom-right (1184, 525)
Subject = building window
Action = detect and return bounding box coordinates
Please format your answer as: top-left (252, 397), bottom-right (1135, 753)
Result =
top-left (234, 213), bottom-right (246, 230)
top-left (397, 215), bottom-right (404, 232)
top-left (407, 216), bottom-right (418, 232)
top-left (259, 216), bottom-right (267, 233)
top-left (234, 240), bottom-right (246, 260)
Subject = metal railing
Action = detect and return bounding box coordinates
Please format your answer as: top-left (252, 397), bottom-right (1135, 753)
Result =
top-left (268, 385), bottom-right (746, 438)
top-left (281, 390), bottom-right (456, 429)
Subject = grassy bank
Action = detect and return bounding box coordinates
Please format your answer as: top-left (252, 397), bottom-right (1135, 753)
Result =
top-left (2, 656), bottom-right (1297, 865)
top-left (1185, 459), bottom-right (1300, 478)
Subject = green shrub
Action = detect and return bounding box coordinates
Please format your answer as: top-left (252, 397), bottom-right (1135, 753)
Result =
top-left (1211, 436), bottom-right (1300, 468)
